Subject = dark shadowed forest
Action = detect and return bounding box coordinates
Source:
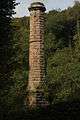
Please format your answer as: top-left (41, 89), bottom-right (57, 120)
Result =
top-left (0, 0), bottom-right (80, 120)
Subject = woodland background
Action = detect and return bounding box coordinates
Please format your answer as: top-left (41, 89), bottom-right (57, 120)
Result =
top-left (0, 0), bottom-right (80, 120)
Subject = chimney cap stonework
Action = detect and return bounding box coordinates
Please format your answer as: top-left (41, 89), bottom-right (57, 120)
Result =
top-left (28, 2), bottom-right (46, 12)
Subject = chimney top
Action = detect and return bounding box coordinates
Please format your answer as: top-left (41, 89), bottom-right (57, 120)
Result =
top-left (28, 2), bottom-right (46, 12)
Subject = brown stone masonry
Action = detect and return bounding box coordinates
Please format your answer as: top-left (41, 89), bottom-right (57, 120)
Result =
top-left (28, 2), bottom-right (47, 108)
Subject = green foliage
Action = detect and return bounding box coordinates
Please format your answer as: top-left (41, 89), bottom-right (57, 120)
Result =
top-left (0, 0), bottom-right (17, 115)
top-left (5, 17), bottom-right (29, 112)
top-left (46, 48), bottom-right (80, 103)
top-left (45, 1), bottom-right (80, 104)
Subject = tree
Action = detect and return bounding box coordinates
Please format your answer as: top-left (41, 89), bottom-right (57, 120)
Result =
top-left (0, 0), bottom-right (17, 116)
top-left (44, 2), bottom-right (80, 104)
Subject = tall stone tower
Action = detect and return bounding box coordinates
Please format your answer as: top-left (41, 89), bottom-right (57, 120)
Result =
top-left (28, 2), bottom-right (47, 108)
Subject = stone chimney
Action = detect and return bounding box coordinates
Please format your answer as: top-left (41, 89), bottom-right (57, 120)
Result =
top-left (27, 2), bottom-right (47, 108)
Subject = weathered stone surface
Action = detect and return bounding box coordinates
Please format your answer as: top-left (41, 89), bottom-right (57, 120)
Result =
top-left (28, 2), bottom-right (48, 108)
